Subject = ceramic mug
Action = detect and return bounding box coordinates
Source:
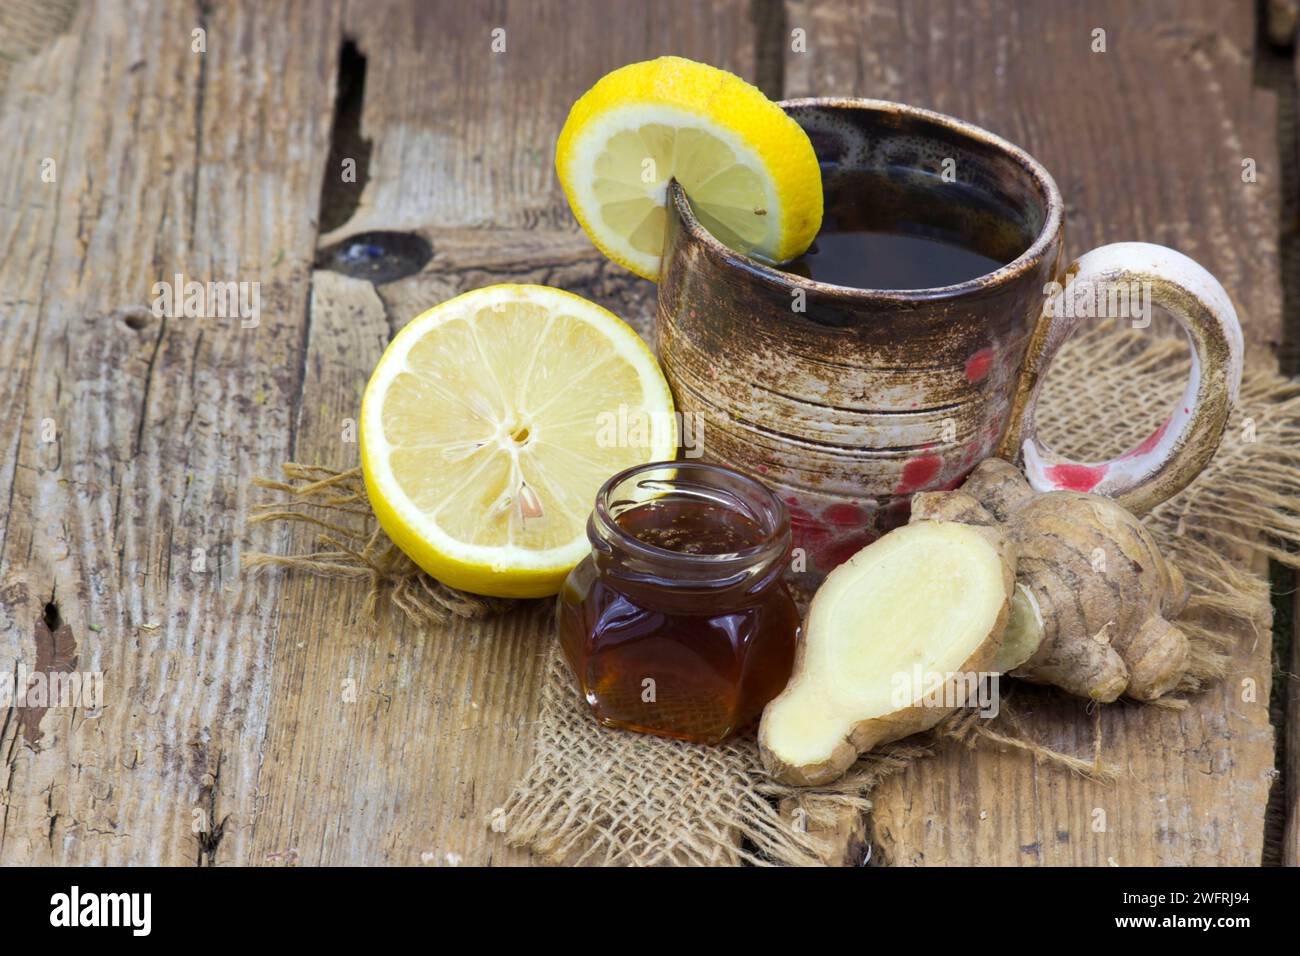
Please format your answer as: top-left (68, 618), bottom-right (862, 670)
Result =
top-left (655, 98), bottom-right (1243, 578)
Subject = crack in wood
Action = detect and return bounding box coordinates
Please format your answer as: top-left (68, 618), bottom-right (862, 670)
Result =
top-left (1249, 0), bottom-right (1300, 867)
top-left (131, 314), bottom-right (167, 460)
top-left (195, 750), bottom-right (229, 867)
top-left (289, 288), bottom-right (313, 460)
top-left (318, 37), bottom-right (373, 234)
top-left (291, 35), bottom-right (376, 456)
top-left (187, 0), bottom-right (211, 252)
top-left (751, 0), bottom-right (787, 100)
top-left (46, 784), bottom-right (57, 849)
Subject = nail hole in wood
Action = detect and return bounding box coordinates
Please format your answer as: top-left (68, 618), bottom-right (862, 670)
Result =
top-left (116, 307), bottom-right (153, 331)
top-left (43, 598), bottom-right (62, 631)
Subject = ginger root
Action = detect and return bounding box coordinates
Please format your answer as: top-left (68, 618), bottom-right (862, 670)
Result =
top-left (759, 458), bottom-right (1192, 786)
top-left (758, 521), bottom-right (1015, 786)
top-left (911, 458), bottom-right (1190, 703)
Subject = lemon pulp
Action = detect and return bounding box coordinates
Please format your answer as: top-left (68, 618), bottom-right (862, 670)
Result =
top-left (360, 284), bottom-right (677, 598)
top-left (557, 57), bottom-right (823, 280)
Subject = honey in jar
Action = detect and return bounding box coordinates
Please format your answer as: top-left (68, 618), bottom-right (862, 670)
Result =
top-left (557, 462), bottom-right (800, 745)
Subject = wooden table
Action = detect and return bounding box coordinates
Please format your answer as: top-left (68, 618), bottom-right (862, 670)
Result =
top-left (1, 0), bottom-right (1294, 866)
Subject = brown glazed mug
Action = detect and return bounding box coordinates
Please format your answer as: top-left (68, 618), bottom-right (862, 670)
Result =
top-left (656, 98), bottom-right (1243, 579)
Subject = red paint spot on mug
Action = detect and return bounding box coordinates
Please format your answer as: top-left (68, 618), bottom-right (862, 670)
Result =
top-left (894, 455), bottom-right (942, 494)
top-left (965, 348), bottom-right (994, 383)
top-left (1120, 418), bottom-right (1170, 460)
top-left (1045, 462), bottom-right (1108, 492)
top-left (824, 502), bottom-right (869, 526)
top-left (823, 531), bottom-right (878, 569)
top-left (785, 500), bottom-right (831, 551)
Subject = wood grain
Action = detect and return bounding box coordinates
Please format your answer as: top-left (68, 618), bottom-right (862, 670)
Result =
top-left (1281, 9), bottom-right (1300, 873)
top-left (1286, 588), bottom-right (1300, 866)
top-left (0, 2), bottom-right (79, 101)
top-left (0, 0), bottom-right (1286, 868)
top-left (242, 0), bottom-right (756, 866)
top-left (321, 0), bottom-right (760, 242)
top-left (0, 0), bottom-right (760, 868)
top-left (0, 0), bottom-right (343, 864)
top-left (785, 0), bottom-right (1282, 865)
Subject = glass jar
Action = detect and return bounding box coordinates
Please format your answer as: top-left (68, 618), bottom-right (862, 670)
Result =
top-left (557, 461), bottom-right (800, 745)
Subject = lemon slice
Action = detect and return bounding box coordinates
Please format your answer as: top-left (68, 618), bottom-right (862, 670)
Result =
top-left (556, 56), bottom-right (823, 280)
top-left (360, 285), bottom-right (677, 598)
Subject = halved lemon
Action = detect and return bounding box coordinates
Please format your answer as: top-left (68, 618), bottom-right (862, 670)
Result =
top-left (360, 284), bottom-right (677, 598)
top-left (556, 56), bottom-right (823, 280)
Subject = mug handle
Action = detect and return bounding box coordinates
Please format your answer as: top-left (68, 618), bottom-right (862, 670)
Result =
top-left (997, 242), bottom-right (1243, 514)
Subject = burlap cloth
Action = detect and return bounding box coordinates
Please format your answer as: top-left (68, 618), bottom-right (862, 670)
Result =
top-left (244, 321), bottom-right (1300, 866)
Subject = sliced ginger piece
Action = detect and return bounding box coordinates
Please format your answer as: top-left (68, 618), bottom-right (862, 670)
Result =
top-left (759, 521), bottom-right (1014, 786)
top-left (914, 459), bottom-right (1191, 702)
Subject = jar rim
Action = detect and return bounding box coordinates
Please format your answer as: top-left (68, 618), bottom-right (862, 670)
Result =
top-left (590, 460), bottom-right (790, 572)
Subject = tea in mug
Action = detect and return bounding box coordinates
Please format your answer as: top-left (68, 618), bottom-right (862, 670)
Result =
top-left (780, 168), bottom-right (1032, 290)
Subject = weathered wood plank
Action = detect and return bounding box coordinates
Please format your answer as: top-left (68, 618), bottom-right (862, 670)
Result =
top-left (0, 0), bottom-right (78, 96)
top-left (321, 0), bottom-right (760, 241)
top-left (0, 0), bottom-right (342, 865)
top-left (1280, 8), bottom-right (1300, 874)
top-left (5, 0), bottom-right (1283, 868)
top-left (244, 0), bottom-right (758, 865)
top-left (785, 0), bottom-right (1281, 865)
top-left (1286, 588), bottom-right (1300, 867)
